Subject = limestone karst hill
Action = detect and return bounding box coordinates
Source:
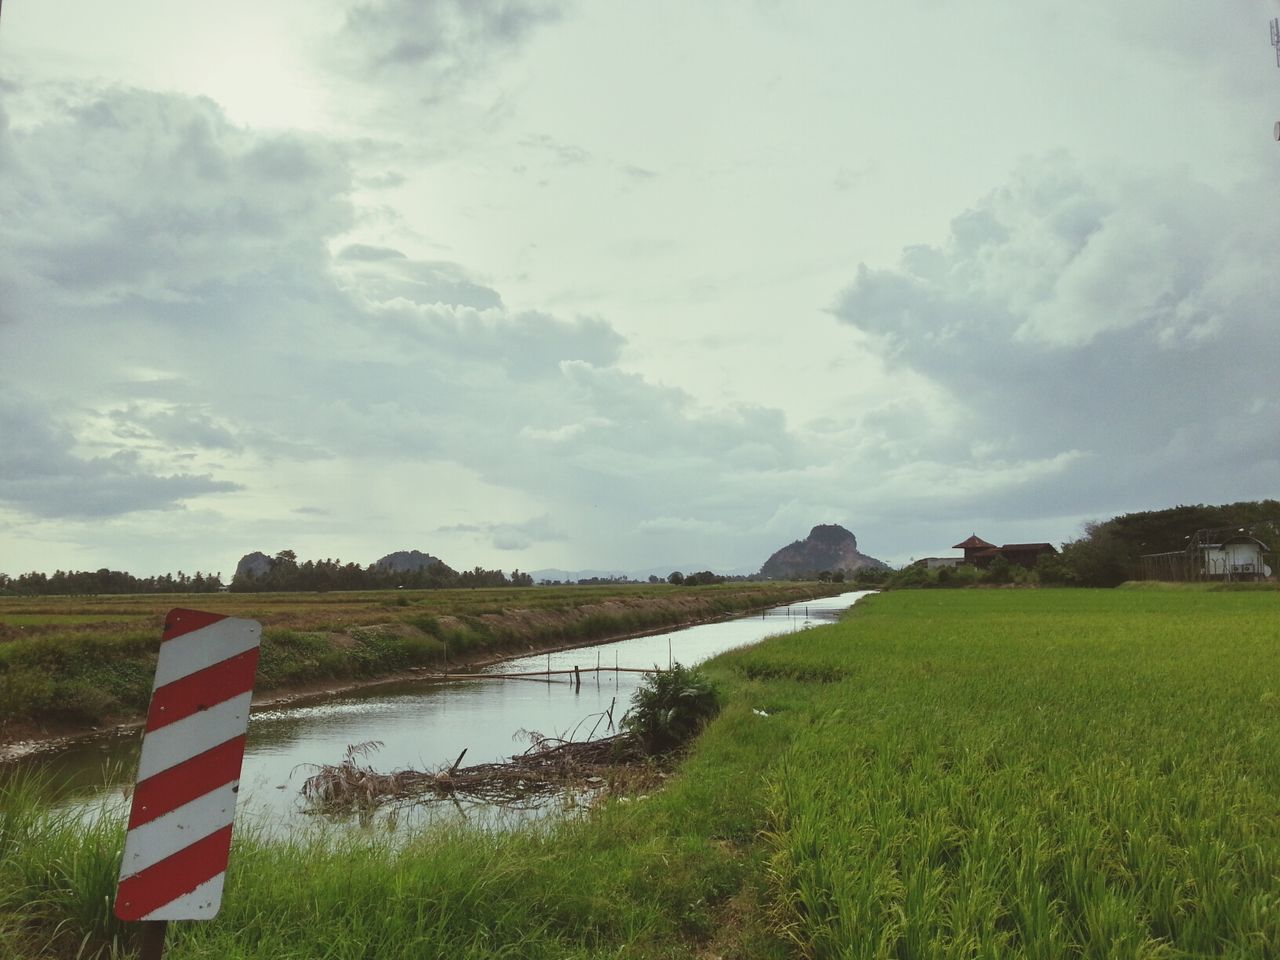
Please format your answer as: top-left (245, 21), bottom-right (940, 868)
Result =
top-left (759, 524), bottom-right (887, 578)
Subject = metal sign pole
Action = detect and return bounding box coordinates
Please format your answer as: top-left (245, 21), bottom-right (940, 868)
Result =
top-left (139, 920), bottom-right (168, 960)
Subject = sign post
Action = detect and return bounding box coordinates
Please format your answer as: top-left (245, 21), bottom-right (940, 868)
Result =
top-left (114, 608), bottom-right (262, 956)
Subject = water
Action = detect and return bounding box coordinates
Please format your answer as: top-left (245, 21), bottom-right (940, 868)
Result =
top-left (10, 590), bottom-right (872, 833)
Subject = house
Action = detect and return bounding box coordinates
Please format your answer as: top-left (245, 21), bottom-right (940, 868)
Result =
top-left (951, 535), bottom-right (1058, 571)
top-left (952, 535), bottom-right (997, 562)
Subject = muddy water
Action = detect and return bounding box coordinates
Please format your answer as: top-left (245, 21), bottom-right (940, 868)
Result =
top-left (12, 590), bottom-right (872, 832)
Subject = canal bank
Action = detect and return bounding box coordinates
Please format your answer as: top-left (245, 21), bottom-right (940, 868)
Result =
top-left (0, 581), bottom-right (847, 761)
top-left (5, 592), bottom-right (873, 835)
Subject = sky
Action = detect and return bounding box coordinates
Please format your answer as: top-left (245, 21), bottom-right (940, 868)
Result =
top-left (1, 0), bottom-right (1278, 579)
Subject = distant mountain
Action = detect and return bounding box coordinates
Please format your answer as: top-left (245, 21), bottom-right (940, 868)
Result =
top-left (531, 564), bottom-right (759, 583)
top-left (759, 524), bottom-right (888, 578)
top-left (376, 549), bottom-right (447, 573)
top-left (530, 568), bottom-right (635, 583)
top-left (234, 551), bottom-right (272, 580)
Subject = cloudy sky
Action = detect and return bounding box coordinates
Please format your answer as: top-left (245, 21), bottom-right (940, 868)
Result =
top-left (2, 1), bottom-right (1277, 578)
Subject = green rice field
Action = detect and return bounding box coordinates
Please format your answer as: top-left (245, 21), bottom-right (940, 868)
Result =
top-left (2, 587), bottom-right (1277, 958)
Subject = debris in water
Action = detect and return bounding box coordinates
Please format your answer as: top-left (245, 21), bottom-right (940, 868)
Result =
top-left (300, 718), bottom-right (664, 813)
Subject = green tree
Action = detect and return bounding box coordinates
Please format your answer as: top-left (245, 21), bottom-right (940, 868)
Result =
top-left (1059, 522), bottom-right (1132, 587)
top-left (984, 555), bottom-right (1014, 585)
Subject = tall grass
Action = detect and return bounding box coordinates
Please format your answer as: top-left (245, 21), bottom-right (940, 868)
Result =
top-left (3, 589), bottom-right (1276, 957)
top-left (0, 770), bottom-right (130, 958)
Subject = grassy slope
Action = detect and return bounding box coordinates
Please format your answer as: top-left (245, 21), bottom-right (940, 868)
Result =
top-left (3, 589), bottom-right (1278, 958)
top-left (0, 583), bottom-right (839, 738)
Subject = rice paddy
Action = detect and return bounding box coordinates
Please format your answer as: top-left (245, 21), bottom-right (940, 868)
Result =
top-left (2, 587), bottom-right (1277, 958)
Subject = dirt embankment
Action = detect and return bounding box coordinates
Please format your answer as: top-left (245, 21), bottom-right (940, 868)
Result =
top-left (0, 583), bottom-right (844, 760)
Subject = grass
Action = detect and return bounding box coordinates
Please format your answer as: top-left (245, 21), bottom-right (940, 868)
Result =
top-left (1117, 579), bottom-right (1280, 592)
top-left (0, 582), bottom-right (841, 736)
top-left (2, 588), bottom-right (1277, 957)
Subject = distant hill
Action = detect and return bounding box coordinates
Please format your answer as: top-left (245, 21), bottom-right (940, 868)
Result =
top-left (759, 524), bottom-right (888, 579)
top-left (375, 549), bottom-right (447, 573)
top-left (234, 551), bottom-right (272, 580)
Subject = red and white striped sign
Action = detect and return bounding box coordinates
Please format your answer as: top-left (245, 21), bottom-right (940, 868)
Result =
top-left (115, 609), bottom-right (262, 922)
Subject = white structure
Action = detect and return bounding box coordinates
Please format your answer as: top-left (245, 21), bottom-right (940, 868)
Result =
top-left (1199, 535), bottom-right (1271, 579)
top-left (917, 556), bottom-right (964, 570)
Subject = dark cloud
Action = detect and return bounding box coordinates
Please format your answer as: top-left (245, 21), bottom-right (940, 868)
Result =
top-left (0, 388), bottom-right (240, 518)
top-left (0, 86), bottom-right (352, 308)
top-left (833, 155), bottom-right (1280, 514)
top-left (334, 0), bottom-right (563, 93)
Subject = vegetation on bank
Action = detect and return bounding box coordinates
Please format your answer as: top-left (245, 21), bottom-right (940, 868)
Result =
top-left (3, 588), bottom-right (1278, 958)
top-left (0, 582), bottom-right (840, 738)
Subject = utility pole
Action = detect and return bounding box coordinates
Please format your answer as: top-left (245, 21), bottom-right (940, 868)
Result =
top-left (1272, 17), bottom-right (1280, 140)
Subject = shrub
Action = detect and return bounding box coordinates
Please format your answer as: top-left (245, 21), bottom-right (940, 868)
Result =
top-left (622, 663), bottom-right (720, 753)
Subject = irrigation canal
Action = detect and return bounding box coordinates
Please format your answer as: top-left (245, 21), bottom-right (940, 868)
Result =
top-left (11, 589), bottom-right (874, 833)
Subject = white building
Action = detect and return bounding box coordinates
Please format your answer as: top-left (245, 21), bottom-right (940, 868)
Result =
top-left (1199, 535), bottom-right (1271, 580)
top-left (915, 557), bottom-right (964, 570)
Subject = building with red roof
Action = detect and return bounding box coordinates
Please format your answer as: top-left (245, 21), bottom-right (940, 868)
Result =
top-left (926, 534), bottom-right (1058, 570)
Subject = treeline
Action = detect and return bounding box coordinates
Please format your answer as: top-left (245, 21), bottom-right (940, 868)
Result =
top-left (0, 569), bottom-right (225, 596)
top-left (880, 499), bottom-right (1280, 590)
top-left (1052, 499), bottom-right (1280, 588)
top-left (0, 552), bottom-right (539, 596)
top-left (881, 558), bottom-right (1041, 590)
top-left (229, 551), bottom-right (534, 592)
